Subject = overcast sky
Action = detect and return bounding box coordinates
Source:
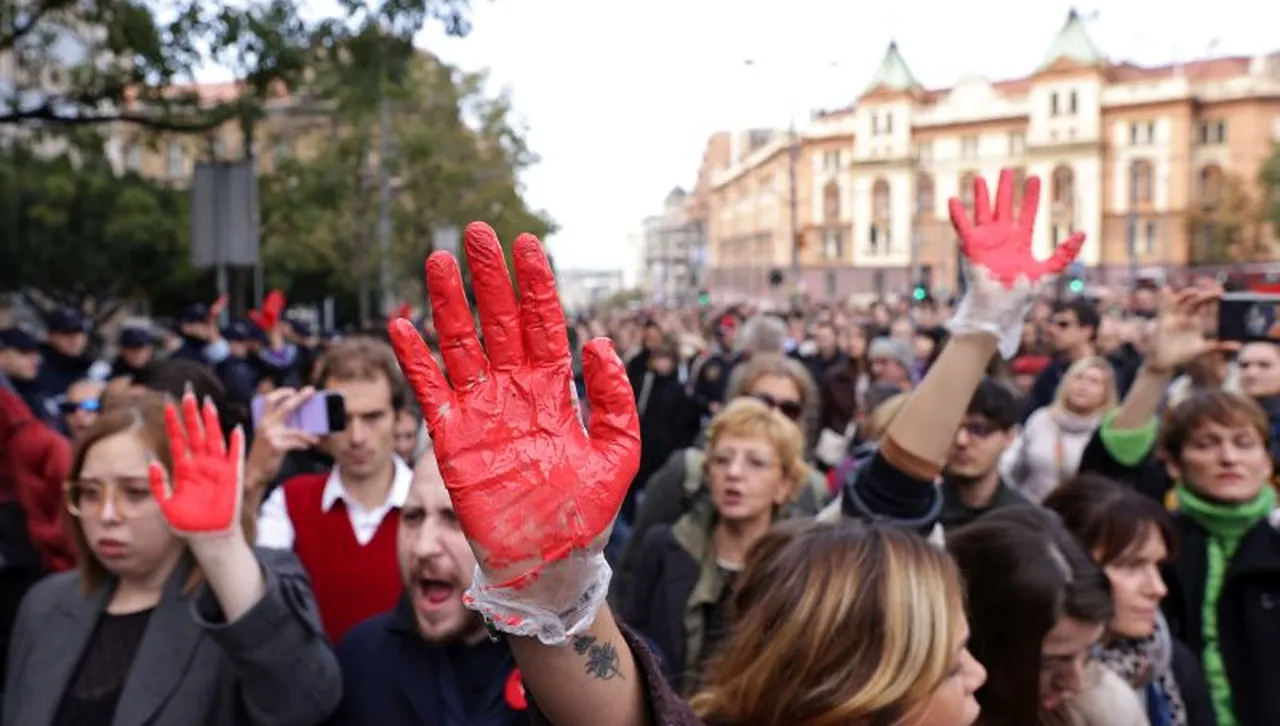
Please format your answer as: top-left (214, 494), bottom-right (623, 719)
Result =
top-left (207, 0), bottom-right (1280, 272)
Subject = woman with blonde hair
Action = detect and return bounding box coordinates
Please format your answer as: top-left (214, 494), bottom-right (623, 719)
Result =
top-left (622, 397), bottom-right (809, 692)
top-left (3, 392), bottom-right (340, 726)
top-left (689, 521), bottom-right (985, 725)
top-left (1002, 356), bottom-right (1117, 501)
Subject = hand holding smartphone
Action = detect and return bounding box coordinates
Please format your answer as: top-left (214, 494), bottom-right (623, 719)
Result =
top-left (251, 390), bottom-right (347, 435)
top-left (1218, 292), bottom-right (1280, 343)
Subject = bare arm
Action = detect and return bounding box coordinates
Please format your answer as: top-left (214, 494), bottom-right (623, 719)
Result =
top-left (511, 607), bottom-right (651, 726)
top-left (881, 333), bottom-right (999, 478)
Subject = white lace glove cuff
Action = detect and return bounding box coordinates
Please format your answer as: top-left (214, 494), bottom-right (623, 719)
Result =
top-left (463, 552), bottom-right (612, 646)
top-left (946, 264), bottom-right (1048, 359)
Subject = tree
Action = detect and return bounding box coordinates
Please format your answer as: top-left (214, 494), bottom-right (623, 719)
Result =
top-left (0, 137), bottom-right (210, 310)
top-left (1188, 172), bottom-right (1270, 264)
top-left (1, 0), bottom-right (473, 133)
top-left (1261, 142), bottom-right (1280, 242)
top-left (259, 33), bottom-right (555, 321)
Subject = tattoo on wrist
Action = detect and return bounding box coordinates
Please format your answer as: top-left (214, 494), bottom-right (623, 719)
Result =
top-left (570, 635), bottom-right (623, 681)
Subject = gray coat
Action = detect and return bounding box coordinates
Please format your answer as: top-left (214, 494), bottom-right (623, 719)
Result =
top-left (3, 548), bottom-right (341, 726)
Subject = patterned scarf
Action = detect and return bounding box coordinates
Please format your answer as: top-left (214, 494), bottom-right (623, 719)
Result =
top-left (1096, 614), bottom-right (1187, 726)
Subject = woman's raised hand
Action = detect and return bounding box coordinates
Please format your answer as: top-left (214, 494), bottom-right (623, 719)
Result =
top-left (946, 168), bottom-right (1087, 357)
top-left (388, 222), bottom-right (640, 644)
top-left (148, 392), bottom-right (245, 538)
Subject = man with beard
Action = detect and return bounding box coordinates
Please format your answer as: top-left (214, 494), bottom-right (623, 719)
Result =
top-left (330, 452), bottom-right (528, 725)
top-left (937, 377), bottom-right (1031, 531)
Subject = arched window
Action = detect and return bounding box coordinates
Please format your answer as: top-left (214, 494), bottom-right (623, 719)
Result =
top-left (915, 173), bottom-right (935, 218)
top-left (958, 171), bottom-right (977, 210)
top-left (1129, 160), bottom-right (1154, 204)
top-left (872, 178), bottom-right (891, 220)
top-left (1051, 165), bottom-right (1075, 207)
top-left (823, 181), bottom-right (840, 222)
top-left (1199, 164), bottom-right (1224, 210)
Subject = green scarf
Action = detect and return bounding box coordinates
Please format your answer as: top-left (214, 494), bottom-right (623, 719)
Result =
top-left (1175, 484), bottom-right (1276, 726)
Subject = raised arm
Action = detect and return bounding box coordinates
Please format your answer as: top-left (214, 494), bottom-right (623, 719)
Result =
top-left (871, 170), bottom-right (1083, 491)
top-left (388, 224), bottom-right (658, 726)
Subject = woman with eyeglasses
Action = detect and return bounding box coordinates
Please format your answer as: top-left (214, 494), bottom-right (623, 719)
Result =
top-left (620, 397), bottom-right (809, 693)
top-left (615, 353), bottom-right (826, 606)
top-left (3, 392), bottom-right (341, 726)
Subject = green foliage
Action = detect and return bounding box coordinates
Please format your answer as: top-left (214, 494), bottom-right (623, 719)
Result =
top-left (261, 36), bottom-right (556, 319)
top-left (0, 141), bottom-right (210, 309)
top-left (2, 1), bottom-right (554, 325)
top-left (1261, 142), bottom-right (1280, 235)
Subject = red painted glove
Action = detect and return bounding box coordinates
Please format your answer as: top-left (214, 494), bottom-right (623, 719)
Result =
top-left (147, 393), bottom-right (245, 536)
top-left (946, 168), bottom-right (1086, 357)
top-left (388, 221), bottom-right (640, 643)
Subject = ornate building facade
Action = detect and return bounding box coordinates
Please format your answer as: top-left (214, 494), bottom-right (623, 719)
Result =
top-left (704, 10), bottom-right (1280, 301)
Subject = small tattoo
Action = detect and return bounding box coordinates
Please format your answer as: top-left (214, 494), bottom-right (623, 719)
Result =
top-left (570, 635), bottom-right (623, 681)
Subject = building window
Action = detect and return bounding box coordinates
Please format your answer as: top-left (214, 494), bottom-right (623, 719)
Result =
top-left (125, 143), bottom-right (141, 171)
top-left (959, 171), bottom-right (977, 210)
top-left (885, 112), bottom-right (893, 134)
top-left (1069, 90), bottom-right (1078, 114)
top-left (1199, 121), bottom-right (1228, 145)
top-left (1050, 92), bottom-right (1059, 116)
top-left (1199, 164), bottom-right (1224, 210)
top-left (822, 229), bottom-right (844, 260)
top-left (871, 114), bottom-right (880, 136)
top-left (916, 141), bottom-right (933, 161)
top-left (823, 151), bottom-right (841, 173)
top-left (1144, 220), bottom-right (1156, 254)
top-left (961, 136), bottom-right (978, 159)
top-left (823, 181), bottom-right (841, 222)
top-left (915, 173), bottom-right (935, 218)
top-left (1009, 132), bottom-right (1025, 154)
top-left (1215, 121), bottom-right (1227, 144)
top-left (166, 142), bottom-right (185, 179)
top-left (1129, 159), bottom-right (1154, 204)
top-left (869, 223), bottom-right (880, 254)
top-left (1146, 121), bottom-right (1156, 143)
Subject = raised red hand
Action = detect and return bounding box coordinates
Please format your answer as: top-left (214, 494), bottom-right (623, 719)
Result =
top-left (948, 168), bottom-right (1084, 288)
top-left (388, 222), bottom-right (640, 589)
top-left (147, 392), bottom-right (245, 536)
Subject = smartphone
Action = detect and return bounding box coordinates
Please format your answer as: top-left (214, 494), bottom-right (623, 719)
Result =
top-left (1218, 292), bottom-right (1280, 343)
top-left (251, 391), bottom-right (347, 435)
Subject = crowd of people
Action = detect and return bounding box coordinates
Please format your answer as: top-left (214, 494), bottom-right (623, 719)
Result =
top-left (0, 170), bottom-right (1276, 726)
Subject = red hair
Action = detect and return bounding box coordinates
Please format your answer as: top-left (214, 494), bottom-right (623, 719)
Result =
top-left (0, 389), bottom-right (75, 572)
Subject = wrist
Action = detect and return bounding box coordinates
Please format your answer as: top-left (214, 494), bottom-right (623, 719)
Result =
top-left (188, 530), bottom-right (254, 570)
top-left (1140, 362), bottom-right (1175, 378)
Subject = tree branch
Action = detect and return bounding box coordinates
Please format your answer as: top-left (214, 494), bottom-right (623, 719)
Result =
top-left (0, 0), bottom-right (72, 52)
top-left (0, 102), bottom-right (231, 133)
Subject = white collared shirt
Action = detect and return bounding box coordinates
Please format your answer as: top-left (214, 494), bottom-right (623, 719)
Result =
top-left (257, 456), bottom-right (413, 549)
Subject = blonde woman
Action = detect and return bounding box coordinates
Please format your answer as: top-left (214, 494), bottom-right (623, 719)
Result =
top-left (1002, 356), bottom-right (1117, 501)
top-left (621, 398), bottom-right (808, 693)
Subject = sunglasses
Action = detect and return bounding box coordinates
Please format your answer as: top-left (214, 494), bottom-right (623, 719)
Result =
top-left (58, 399), bottom-right (101, 416)
top-left (752, 394), bottom-right (804, 421)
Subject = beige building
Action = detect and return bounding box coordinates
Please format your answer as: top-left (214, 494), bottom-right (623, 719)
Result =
top-left (705, 10), bottom-right (1280, 301)
top-left (106, 81), bottom-right (330, 184)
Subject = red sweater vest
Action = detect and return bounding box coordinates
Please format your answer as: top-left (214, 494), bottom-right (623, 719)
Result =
top-left (282, 473), bottom-right (402, 644)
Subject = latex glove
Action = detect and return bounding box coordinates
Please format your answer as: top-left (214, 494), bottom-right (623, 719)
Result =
top-left (148, 392), bottom-right (246, 537)
top-left (947, 168), bottom-right (1085, 358)
top-left (388, 222), bottom-right (641, 645)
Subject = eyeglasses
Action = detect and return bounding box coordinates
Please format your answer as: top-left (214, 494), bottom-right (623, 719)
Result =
top-left (957, 419), bottom-right (1001, 438)
top-left (58, 398), bottom-right (100, 416)
top-left (751, 394), bottom-right (804, 421)
top-left (64, 477), bottom-right (155, 519)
